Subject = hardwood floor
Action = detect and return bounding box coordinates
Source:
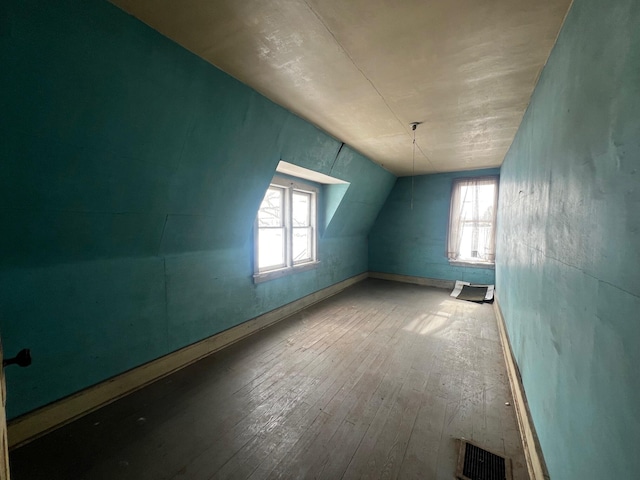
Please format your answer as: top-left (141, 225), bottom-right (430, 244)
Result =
top-left (10, 279), bottom-right (528, 479)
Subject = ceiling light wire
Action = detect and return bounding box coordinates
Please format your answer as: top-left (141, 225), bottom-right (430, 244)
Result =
top-left (410, 122), bottom-right (420, 210)
top-left (411, 128), bottom-right (415, 209)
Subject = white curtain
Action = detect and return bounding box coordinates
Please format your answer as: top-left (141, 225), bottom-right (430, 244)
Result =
top-left (447, 177), bottom-right (498, 263)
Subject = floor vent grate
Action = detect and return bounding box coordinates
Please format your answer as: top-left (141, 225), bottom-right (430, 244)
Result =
top-left (456, 440), bottom-right (512, 480)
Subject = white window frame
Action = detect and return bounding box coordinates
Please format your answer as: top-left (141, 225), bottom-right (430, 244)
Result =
top-left (447, 175), bottom-right (499, 268)
top-left (253, 176), bottom-right (319, 283)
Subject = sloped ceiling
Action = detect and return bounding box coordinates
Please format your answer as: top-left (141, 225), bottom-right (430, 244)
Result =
top-left (111, 0), bottom-right (572, 176)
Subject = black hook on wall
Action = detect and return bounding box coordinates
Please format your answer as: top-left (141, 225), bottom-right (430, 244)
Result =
top-left (3, 349), bottom-right (31, 368)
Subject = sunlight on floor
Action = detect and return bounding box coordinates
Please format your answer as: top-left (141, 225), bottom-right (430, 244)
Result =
top-left (403, 310), bottom-right (452, 336)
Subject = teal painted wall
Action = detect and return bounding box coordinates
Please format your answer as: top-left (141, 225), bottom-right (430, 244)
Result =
top-left (368, 169), bottom-right (499, 285)
top-left (0, 0), bottom-right (395, 419)
top-left (496, 0), bottom-right (640, 478)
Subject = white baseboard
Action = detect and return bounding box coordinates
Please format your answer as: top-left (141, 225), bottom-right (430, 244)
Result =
top-left (7, 272), bottom-right (367, 449)
top-left (493, 296), bottom-right (550, 480)
top-left (368, 271), bottom-right (455, 290)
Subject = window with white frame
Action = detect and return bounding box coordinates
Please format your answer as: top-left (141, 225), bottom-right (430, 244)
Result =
top-left (447, 176), bottom-right (499, 265)
top-left (254, 176), bottom-right (318, 281)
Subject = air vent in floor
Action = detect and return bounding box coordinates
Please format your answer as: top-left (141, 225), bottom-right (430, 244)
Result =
top-left (456, 439), bottom-right (513, 480)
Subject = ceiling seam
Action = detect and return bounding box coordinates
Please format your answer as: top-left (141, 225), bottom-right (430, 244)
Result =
top-left (301, 0), bottom-right (435, 171)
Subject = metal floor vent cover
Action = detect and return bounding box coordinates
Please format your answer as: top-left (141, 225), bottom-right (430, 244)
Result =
top-left (456, 439), bottom-right (512, 480)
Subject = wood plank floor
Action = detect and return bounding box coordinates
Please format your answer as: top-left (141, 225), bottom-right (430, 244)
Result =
top-left (10, 279), bottom-right (528, 479)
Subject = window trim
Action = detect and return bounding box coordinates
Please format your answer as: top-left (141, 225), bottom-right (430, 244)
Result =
top-left (446, 175), bottom-right (499, 267)
top-left (448, 259), bottom-right (496, 269)
top-left (253, 176), bottom-right (319, 283)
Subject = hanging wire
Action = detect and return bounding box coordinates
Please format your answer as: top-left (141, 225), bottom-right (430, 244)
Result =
top-left (411, 123), bottom-right (417, 210)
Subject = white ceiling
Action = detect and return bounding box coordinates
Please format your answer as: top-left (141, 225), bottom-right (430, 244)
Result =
top-left (112, 0), bottom-right (572, 176)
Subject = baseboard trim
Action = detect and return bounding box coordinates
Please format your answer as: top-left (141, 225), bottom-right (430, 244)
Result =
top-left (7, 272), bottom-right (367, 450)
top-left (368, 271), bottom-right (455, 290)
top-left (493, 296), bottom-right (549, 480)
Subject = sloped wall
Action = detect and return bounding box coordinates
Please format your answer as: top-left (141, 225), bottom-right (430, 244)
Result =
top-left (0, 0), bottom-right (395, 418)
top-left (369, 169), bottom-right (499, 285)
top-left (496, 0), bottom-right (640, 477)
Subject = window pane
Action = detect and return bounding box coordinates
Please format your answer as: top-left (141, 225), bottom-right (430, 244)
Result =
top-left (255, 180), bottom-right (318, 275)
top-left (460, 183), bottom-right (495, 221)
top-left (258, 187), bottom-right (284, 227)
top-left (292, 227), bottom-right (312, 263)
top-left (456, 180), bottom-right (497, 261)
top-left (459, 223), bottom-right (493, 260)
top-left (292, 191), bottom-right (310, 227)
top-left (258, 228), bottom-right (285, 269)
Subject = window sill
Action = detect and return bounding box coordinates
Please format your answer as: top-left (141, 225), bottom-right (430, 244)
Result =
top-left (253, 261), bottom-right (320, 284)
top-left (448, 260), bottom-right (495, 269)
